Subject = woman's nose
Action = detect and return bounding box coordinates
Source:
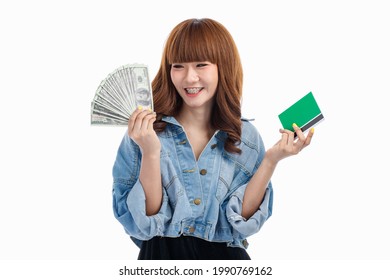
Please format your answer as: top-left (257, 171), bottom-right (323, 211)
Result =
top-left (185, 67), bottom-right (199, 82)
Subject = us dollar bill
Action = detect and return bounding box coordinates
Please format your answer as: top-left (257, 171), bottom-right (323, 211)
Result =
top-left (91, 64), bottom-right (153, 126)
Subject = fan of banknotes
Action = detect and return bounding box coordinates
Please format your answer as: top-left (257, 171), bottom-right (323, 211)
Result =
top-left (90, 63), bottom-right (153, 126)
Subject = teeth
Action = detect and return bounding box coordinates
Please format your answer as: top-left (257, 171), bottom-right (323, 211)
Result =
top-left (186, 88), bottom-right (201, 94)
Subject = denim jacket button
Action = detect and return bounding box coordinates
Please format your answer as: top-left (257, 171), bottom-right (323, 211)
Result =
top-left (194, 198), bottom-right (201, 205)
top-left (200, 169), bottom-right (207, 175)
top-left (211, 143), bottom-right (217, 149)
top-left (188, 226), bottom-right (195, 233)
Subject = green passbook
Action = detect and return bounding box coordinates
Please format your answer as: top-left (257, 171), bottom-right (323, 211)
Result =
top-left (278, 92), bottom-right (324, 135)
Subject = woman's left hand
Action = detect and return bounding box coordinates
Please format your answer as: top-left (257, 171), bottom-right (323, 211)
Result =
top-left (266, 123), bottom-right (314, 165)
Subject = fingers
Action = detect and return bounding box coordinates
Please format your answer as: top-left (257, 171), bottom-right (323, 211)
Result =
top-left (128, 107), bottom-right (156, 137)
top-left (292, 123), bottom-right (306, 151)
top-left (140, 110), bottom-right (156, 131)
top-left (292, 123), bottom-right (315, 150)
top-left (128, 107), bottom-right (161, 155)
top-left (279, 124), bottom-right (315, 154)
top-left (303, 127), bottom-right (315, 147)
top-left (279, 128), bottom-right (295, 146)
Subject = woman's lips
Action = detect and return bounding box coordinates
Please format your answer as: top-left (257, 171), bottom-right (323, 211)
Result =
top-left (185, 87), bottom-right (203, 97)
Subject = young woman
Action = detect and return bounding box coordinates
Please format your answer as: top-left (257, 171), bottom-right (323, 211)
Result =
top-left (112, 18), bottom-right (314, 260)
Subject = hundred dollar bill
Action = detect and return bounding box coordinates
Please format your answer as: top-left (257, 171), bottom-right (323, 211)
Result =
top-left (91, 63), bottom-right (154, 126)
top-left (132, 66), bottom-right (153, 109)
top-left (90, 101), bottom-right (128, 126)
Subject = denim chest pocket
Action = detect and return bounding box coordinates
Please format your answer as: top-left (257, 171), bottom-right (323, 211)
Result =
top-left (216, 155), bottom-right (251, 202)
top-left (160, 152), bottom-right (184, 207)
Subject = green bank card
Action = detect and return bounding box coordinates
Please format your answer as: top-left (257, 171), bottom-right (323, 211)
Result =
top-left (278, 92), bottom-right (324, 134)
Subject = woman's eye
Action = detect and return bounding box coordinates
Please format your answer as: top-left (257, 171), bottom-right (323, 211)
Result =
top-left (172, 64), bottom-right (183, 69)
top-left (197, 63), bottom-right (208, 67)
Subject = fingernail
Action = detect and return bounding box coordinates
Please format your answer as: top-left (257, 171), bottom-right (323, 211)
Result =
top-left (292, 123), bottom-right (298, 128)
top-left (138, 105), bottom-right (143, 110)
top-left (148, 107), bottom-right (152, 112)
top-left (310, 127), bottom-right (315, 133)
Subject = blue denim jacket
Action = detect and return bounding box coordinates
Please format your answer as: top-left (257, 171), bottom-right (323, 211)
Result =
top-left (112, 116), bottom-right (273, 250)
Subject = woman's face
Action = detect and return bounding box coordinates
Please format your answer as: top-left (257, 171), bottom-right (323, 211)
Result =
top-left (170, 61), bottom-right (218, 111)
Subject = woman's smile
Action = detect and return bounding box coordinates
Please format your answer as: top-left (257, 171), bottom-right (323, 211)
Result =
top-left (185, 87), bottom-right (204, 96)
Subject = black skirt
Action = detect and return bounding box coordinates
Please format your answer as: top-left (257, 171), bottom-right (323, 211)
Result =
top-left (138, 235), bottom-right (251, 260)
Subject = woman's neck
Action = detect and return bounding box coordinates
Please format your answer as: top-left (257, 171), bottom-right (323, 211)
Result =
top-left (176, 106), bottom-right (214, 136)
top-left (175, 106), bottom-right (216, 161)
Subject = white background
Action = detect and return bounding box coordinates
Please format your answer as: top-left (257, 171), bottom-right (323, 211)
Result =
top-left (1, 0), bottom-right (389, 268)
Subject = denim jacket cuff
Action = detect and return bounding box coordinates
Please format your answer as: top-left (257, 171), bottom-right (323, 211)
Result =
top-left (226, 184), bottom-right (272, 237)
top-left (126, 180), bottom-right (172, 238)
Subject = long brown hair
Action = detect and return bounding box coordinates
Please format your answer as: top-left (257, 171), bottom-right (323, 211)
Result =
top-left (153, 18), bottom-right (243, 154)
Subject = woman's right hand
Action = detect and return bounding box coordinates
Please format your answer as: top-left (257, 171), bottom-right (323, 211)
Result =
top-left (128, 106), bottom-right (161, 156)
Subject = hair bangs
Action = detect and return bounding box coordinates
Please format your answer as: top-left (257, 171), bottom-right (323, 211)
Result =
top-left (166, 20), bottom-right (219, 64)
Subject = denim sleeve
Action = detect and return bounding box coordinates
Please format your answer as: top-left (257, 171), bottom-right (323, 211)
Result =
top-left (112, 133), bottom-right (172, 241)
top-left (225, 122), bottom-right (274, 238)
top-left (226, 182), bottom-right (273, 237)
